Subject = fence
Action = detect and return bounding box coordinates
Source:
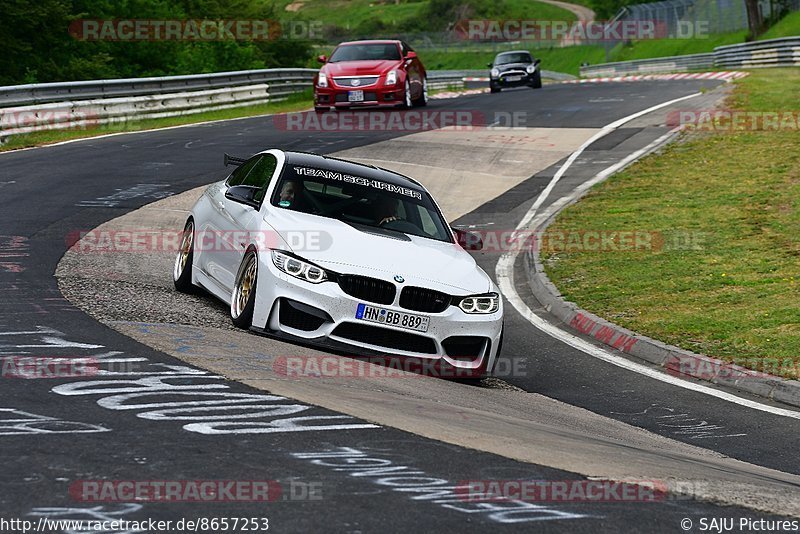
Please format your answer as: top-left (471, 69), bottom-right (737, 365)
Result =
top-left (614, 0), bottom-right (799, 38)
top-left (580, 35), bottom-right (800, 75)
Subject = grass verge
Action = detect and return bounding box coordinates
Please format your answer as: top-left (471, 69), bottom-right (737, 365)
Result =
top-left (542, 68), bottom-right (800, 378)
top-left (0, 90), bottom-right (315, 152)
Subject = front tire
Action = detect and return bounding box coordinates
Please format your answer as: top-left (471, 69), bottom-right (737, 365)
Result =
top-left (530, 71), bottom-right (542, 89)
top-left (231, 250), bottom-right (258, 329)
top-left (490, 84), bottom-right (501, 93)
top-left (412, 77), bottom-right (428, 107)
top-left (401, 80), bottom-right (412, 109)
top-left (173, 219), bottom-right (195, 293)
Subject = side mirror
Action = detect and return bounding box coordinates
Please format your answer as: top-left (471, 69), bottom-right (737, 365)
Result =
top-left (405, 51), bottom-right (417, 60)
top-left (487, 62), bottom-right (493, 68)
top-left (534, 59), bottom-right (541, 66)
top-left (317, 54), bottom-right (327, 64)
top-left (225, 185), bottom-right (261, 209)
top-left (452, 227), bottom-right (483, 251)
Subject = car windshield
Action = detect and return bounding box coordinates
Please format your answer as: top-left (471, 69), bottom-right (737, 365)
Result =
top-left (328, 43), bottom-right (401, 62)
top-left (271, 164), bottom-right (452, 243)
top-left (495, 52), bottom-right (533, 65)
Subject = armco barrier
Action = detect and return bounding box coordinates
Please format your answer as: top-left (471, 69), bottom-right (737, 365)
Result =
top-left (579, 53), bottom-right (714, 77)
top-left (580, 35), bottom-right (800, 77)
top-left (0, 67), bottom-right (574, 141)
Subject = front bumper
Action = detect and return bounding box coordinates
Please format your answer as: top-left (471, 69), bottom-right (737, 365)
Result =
top-left (314, 84), bottom-right (405, 108)
top-left (491, 72), bottom-right (536, 88)
top-left (250, 254), bottom-right (503, 376)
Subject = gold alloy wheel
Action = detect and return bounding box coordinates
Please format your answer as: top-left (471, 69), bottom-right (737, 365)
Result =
top-left (173, 221), bottom-right (193, 282)
top-left (232, 253), bottom-right (257, 319)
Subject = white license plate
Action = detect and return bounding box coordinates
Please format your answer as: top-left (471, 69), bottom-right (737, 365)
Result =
top-left (356, 303), bottom-right (429, 332)
top-left (505, 75), bottom-right (522, 82)
top-left (348, 90), bottom-right (364, 102)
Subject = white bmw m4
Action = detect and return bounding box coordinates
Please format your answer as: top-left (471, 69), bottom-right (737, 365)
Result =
top-left (173, 149), bottom-right (503, 377)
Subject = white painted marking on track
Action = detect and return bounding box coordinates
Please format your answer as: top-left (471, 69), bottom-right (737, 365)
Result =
top-left (496, 93), bottom-right (800, 419)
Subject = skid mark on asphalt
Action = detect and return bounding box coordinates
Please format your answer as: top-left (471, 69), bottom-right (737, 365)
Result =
top-left (611, 404), bottom-right (747, 440)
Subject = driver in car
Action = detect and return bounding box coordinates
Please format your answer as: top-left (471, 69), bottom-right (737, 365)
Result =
top-left (374, 197), bottom-right (400, 226)
top-left (278, 179), bottom-right (313, 212)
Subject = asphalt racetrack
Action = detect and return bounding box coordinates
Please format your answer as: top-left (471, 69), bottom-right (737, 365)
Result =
top-left (3, 79), bottom-right (800, 532)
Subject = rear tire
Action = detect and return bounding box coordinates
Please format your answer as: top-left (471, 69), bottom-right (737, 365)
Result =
top-left (173, 219), bottom-right (195, 293)
top-left (231, 250), bottom-right (258, 329)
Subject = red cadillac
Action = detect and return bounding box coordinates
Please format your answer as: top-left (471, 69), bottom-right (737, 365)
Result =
top-left (313, 40), bottom-right (428, 112)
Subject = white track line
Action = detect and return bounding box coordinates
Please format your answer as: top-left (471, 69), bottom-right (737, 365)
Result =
top-left (496, 93), bottom-right (800, 419)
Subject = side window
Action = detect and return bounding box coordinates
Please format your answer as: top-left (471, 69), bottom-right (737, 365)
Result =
top-left (243, 154), bottom-right (278, 203)
top-left (226, 154), bottom-right (278, 205)
top-left (226, 156), bottom-right (261, 187)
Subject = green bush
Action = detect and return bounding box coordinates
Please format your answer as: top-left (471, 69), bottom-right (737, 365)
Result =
top-left (0, 0), bottom-right (314, 85)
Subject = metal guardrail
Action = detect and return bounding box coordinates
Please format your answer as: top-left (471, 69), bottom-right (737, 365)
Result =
top-left (714, 36), bottom-right (800, 68)
top-left (579, 53), bottom-right (714, 76)
top-left (0, 68), bottom-right (319, 108)
top-left (0, 67), bottom-right (575, 140)
top-left (580, 35), bottom-right (800, 76)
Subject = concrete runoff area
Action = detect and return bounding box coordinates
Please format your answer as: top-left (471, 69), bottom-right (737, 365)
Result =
top-left (56, 126), bottom-right (800, 518)
top-left (334, 127), bottom-right (599, 221)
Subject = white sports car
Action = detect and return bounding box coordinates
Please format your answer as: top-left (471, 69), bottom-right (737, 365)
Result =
top-left (173, 149), bottom-right (503, 377)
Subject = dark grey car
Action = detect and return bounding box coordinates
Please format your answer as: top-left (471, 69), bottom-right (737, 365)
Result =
top-left (488, 50), bottom-right (542, 92)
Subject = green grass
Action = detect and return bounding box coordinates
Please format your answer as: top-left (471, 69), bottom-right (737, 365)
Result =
top-left (419, 45), bottom-right (607, 75)
top-left (542, 69), bottom-right (800, 378)
top-left (280, 0), bottom-right (574, 32)
top-left (0, 90), bottom-right (314, 152)
top-left (404, 8), bottom-right (798, 75)
top-left (279, 0), bottom-right (427, 29)
top-left (611, 31), bottom-right (748, 61)
top-left (760, 10), bottom-right (800, 40)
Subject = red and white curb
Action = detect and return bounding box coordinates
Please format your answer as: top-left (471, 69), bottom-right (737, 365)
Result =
top-left (567, 71), bottom-right (749, 83)
top-left (430, 88), bottom-right (489, 99)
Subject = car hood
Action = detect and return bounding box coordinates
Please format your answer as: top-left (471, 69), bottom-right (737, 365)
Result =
top-left (323, 60), bottom-right (401, 77)
top-left (263, 210), bottom-right (492, 294)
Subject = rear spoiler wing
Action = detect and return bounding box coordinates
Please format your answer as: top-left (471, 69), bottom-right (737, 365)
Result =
top-left (224, 153), bottom-right (247, 167)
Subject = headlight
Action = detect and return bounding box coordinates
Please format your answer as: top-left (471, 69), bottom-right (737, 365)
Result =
top-left (271, 250), bottom-right (328, 284)
top-left (458, 293), bottom-right (500, 314)
top-left (317, 72), bottom-right (328, 88)
top-left (490, 68), bottom-right (500, 78)
top-left (385, 70), bottom-right (397, 86)
top-left (526, 64), bottom-right (536, 74)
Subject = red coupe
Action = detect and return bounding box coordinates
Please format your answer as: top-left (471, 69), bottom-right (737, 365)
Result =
top-left (313, 40), bottom-right (428, 112)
